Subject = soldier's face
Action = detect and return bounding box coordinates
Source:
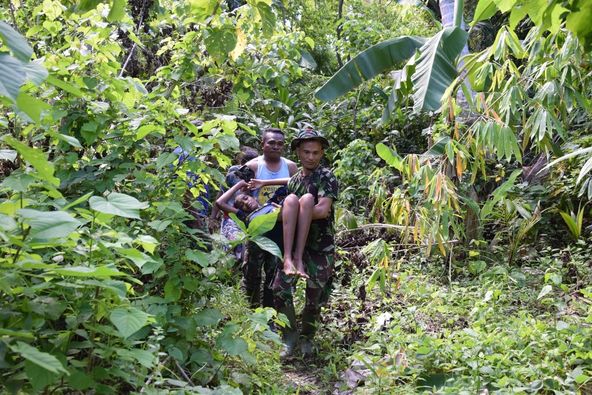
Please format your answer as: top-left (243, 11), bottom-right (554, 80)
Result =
top-left (296, 140), bottom-right (324, 172)
top-left (261, 132), bottom-right (285, 160)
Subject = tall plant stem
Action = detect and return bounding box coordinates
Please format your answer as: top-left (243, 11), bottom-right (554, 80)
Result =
top-left (453, 0), bottom-right (464, 29)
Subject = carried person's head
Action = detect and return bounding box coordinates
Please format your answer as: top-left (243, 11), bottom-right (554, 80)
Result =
top-left (234, 193), bottom-right (259, 213)
top-left (261, 128), bottom-right (286, 161)
top-left (291, 128), bottom-right (329, 173)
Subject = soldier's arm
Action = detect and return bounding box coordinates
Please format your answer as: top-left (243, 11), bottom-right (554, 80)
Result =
top-left (311, 197), bottom-right (333, 220)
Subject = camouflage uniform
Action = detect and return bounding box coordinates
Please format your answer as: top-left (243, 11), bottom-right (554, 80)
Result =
top-left (272, 166), bottom-right (338, 338)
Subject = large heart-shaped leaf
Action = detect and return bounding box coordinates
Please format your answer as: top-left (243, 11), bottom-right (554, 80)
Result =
top-left (0, 54), bottom-right (26, 103)
top-left (89, 192), bottom-right (148, 219)
top-left (18, 209), bottom-right (81, 240)
top-left (110, 307), bottom-right (150, 338)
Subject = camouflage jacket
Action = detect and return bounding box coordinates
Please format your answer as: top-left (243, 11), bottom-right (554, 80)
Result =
top-left (287, 166), bottom-right (339, 254)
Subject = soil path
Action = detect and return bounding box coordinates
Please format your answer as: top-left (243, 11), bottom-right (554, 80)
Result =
top-left (282, 359), bottom-right (331, 394)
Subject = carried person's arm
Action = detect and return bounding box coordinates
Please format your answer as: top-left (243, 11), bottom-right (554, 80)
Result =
top-left (216, 180), bottom-right (247, 214)
top-left (247, 178), bottom-right (290, 190)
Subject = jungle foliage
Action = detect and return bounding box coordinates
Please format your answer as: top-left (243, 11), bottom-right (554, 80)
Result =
top-left (0, 0), bottom-right (591, 393)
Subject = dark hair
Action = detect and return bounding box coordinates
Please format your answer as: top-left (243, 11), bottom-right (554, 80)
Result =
top-left (262, 127), bottom-right (284, 142)
top-left (236, 146), bottom-right (258, 165)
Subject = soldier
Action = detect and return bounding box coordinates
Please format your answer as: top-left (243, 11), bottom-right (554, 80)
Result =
top-left (273, 129), bottom-right (339, 358)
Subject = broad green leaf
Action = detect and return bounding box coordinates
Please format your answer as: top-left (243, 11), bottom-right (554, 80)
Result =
top-left (251, 235), bottom-right (282, 259)
top-left (62, 192), bottom-right (93, 210)
top-left (67, 370), bottom-right (95, 390)
top-left (189, 0), bottom-right (218, 21)
top-left (53, 132), bottom-right (82, 148)
top-left (115, 348), bottom-right (156, 368)
top-left (216, 328), bottom-right (248, 357)
top-left (10, 342), bottom-right (69, 375)
top-left (565, 1), bottom-right (592, 50)
top-left (135, 124), bottom-right (164, 140)
top-left (0, 21), bottom-right (33, 61)
top-left (205, 25), bottom-right (237, 63)
top-left (148, 219), bottom-right (172, 231)
top-left (480, 169), bottom-right (522, 220)
top-left (50, 266), bottom-right (126, 278)
top-left (135, 234), bottom-right (158, 253)
top-left (117, 248), bottom-right (155, 270)
top-left (25, 360), bottom-right (60, 391)
top-left (471, 0), bottom-right (498, 25)
top-left (0, 328), bottom-right (34, 339)
top-left (0, 53), bottom-right (26, 102)
top-left (107, 0), bottom-right (127, 22)
top-left (77, 0), bottom-right (104, 12)
top-left (0, 213), bottom-right (17, 232)
top-left (195, 308), bottom-right (223, 327)
top-left (186, 249), bottom-right (210, 267)
top-left (1, 173), bottom-right (36, 192)
top-left (18, 209), bottom-right (81, 240)
top-left (22, 60), bottom-right (48, 86)
top-left (110, 307), bottom-right (150, 338)
top-left (3, 136), bottom-right (59, 186)
top-left (16, 92), bottom-right (50, 123)
top-left (315, 36), bottom-right (426, 101)
top-left (247, 210), bottom-right (278, 237)
top-left (89, 192), bottom-right (148, 219)
top-left (537, 284), bottom-right (552, 300)
top-left (256, 2), bottom-right (275, 37)
top-left (376, 143), bottom-right (403, 171)
top-left (411, 27), bottom-right (468, 113)
top-left (164, 279), bottom-right (181, 301)
top-left (46, 74), bottom-right (84, 97)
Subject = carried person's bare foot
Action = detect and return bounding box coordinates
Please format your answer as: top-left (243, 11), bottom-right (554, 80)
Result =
top-left (283, 258), bottom-right (297, 276)
top-left (293, 259), bottom-right (309, 279)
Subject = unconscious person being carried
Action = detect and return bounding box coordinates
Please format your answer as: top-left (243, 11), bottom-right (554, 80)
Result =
top-left (216, 178), bottom-right (310, 280)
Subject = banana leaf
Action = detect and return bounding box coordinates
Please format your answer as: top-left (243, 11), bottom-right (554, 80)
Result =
top-left (411, 27), bottom-right (468, 113)
top-left (314, 36), bottom-right (426, 101)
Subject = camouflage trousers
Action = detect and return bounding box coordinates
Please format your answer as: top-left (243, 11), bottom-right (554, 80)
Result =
top-left (242, 241), bottom-right (280, 308)
top-left (272, 250), bottom-right (334, 336)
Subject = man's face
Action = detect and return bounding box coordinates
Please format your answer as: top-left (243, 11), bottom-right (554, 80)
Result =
top-left (296, 140), bottom-right (324, 172)
top-left (261, 132), bottom-right (285, 160)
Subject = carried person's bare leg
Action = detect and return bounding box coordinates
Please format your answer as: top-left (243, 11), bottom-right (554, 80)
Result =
top-left (293, 193), bottom-right (314, 279)
top-left (282, 194), bottom-right (299, 276)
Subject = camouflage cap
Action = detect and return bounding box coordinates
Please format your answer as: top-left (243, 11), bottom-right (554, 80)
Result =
top-left (290, 128), bottom-right (329, 151)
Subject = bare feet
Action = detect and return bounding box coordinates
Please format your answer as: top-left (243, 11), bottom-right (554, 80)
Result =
top-left (293, 259), bottom-right (309, 279)
top-left (283, 257), bottom-right (297, 276)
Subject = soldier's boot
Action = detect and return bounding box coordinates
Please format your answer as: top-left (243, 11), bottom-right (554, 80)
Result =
top-left (277, 303), bottom-right (298, 359)
top-left (300, 307), bottom-right (319, 358)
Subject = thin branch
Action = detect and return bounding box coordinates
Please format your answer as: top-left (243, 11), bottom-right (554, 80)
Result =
top-left (119, 0), bottom-right (148, 77)
top-left (8, 1), bottom-right (19, 33)
top-left (175, 360), bottom-right (195, 386)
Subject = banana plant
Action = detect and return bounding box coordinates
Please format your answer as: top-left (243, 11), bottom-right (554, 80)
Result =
top-left (315, 0), bottom-right (469, 114)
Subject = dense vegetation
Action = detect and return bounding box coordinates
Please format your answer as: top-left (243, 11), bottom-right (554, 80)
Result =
top-left (0, 0), bottom-right (591, 393)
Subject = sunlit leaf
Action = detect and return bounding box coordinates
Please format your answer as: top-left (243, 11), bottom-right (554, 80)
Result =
top-left (89, 192), bottom-right (148, 219)
top-left (110, 307), bottom-right (150, 338)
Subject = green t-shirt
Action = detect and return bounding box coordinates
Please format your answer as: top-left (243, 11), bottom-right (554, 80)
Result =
top-left (287, 166), bottom-right (339, 254)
